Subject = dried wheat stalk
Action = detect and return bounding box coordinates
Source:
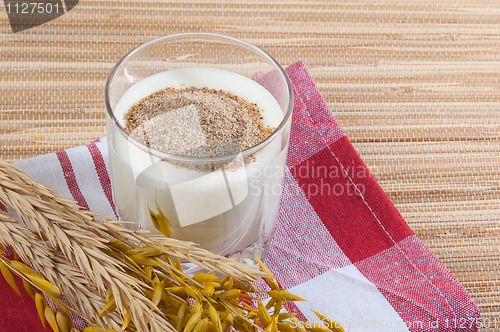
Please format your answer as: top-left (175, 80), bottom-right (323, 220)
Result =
top-left (0, 211), bottom-right (122, 329)
top-left (0, 162), bottom-right (266, 282)
top-left (0, 163), bottom-right (177, 331)
top-left (0, 161), bottom-right (345, 332)
top-left (0, 162), bottom-right (268, 331)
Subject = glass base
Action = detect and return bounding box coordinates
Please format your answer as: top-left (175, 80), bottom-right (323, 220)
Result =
top-left (181, 242), bottom-right (268, 277)
top-left (230, 243), bottom-right (266, 268)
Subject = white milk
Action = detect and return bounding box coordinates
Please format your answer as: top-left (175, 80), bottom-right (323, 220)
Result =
top-left (107, 67), bottom-right (290, 257)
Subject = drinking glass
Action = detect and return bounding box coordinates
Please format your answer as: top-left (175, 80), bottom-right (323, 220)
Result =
top-left (105, 33), bottom-right (293, 263)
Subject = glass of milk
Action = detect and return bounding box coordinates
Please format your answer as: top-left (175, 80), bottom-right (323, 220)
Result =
top-left (105, 33), bottom-right (293, 263)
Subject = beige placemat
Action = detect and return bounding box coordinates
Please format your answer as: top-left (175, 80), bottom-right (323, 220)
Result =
top-left (1, 1), bottom-right (499, 329)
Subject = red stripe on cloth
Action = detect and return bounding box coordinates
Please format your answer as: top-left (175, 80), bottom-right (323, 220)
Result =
top-left (332, 136), bottom-right (414, 242)
top-left (56, 150), bottom-right (90, 210)
top-left (284, 61), bottom-right (345, 168)
top-left (285, 61), bottom-right (344, 142)
top-left (290, 136), bottom-right (413, 263)
top-left (356, 236), bottom-right (481, 332)
top-left (86, 142), bottom-right (118, 218)
top-left (284, 301), bottom-right (308, 322)
top-left (0, 272), bottom-right (53, 332)
top-left (265, 171), bottom-right (351, 290)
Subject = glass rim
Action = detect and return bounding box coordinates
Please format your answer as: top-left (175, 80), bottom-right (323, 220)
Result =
top-left (104, 32), bottom-right (294, 163)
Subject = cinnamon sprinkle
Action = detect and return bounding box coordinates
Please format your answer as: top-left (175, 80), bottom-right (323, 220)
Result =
top-left (124, 86), bottom-right (274, 159)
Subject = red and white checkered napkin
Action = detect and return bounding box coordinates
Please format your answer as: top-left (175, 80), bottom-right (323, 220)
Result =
top-left (2, 61), bottom-right (480, 332)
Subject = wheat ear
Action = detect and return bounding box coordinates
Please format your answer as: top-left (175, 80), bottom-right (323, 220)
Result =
top-left (0, 211), bottom-right (122, 329)
top-left (0, 162), bottom-right (175, 331)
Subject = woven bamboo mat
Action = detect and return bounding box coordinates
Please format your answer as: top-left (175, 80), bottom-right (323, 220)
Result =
top-left (1, 0), bottom-right (499, 328)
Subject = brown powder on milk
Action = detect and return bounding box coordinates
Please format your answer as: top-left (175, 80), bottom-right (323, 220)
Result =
top-left (124, 87), bottom-right (275, 160)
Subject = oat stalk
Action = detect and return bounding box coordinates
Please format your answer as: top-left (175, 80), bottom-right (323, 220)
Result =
top-left (0, 163), bottom-right (175, 331)
top-left (0, 161), bottom-right (344, 332)
top-left (0, 211), bottom-right (122, 329)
